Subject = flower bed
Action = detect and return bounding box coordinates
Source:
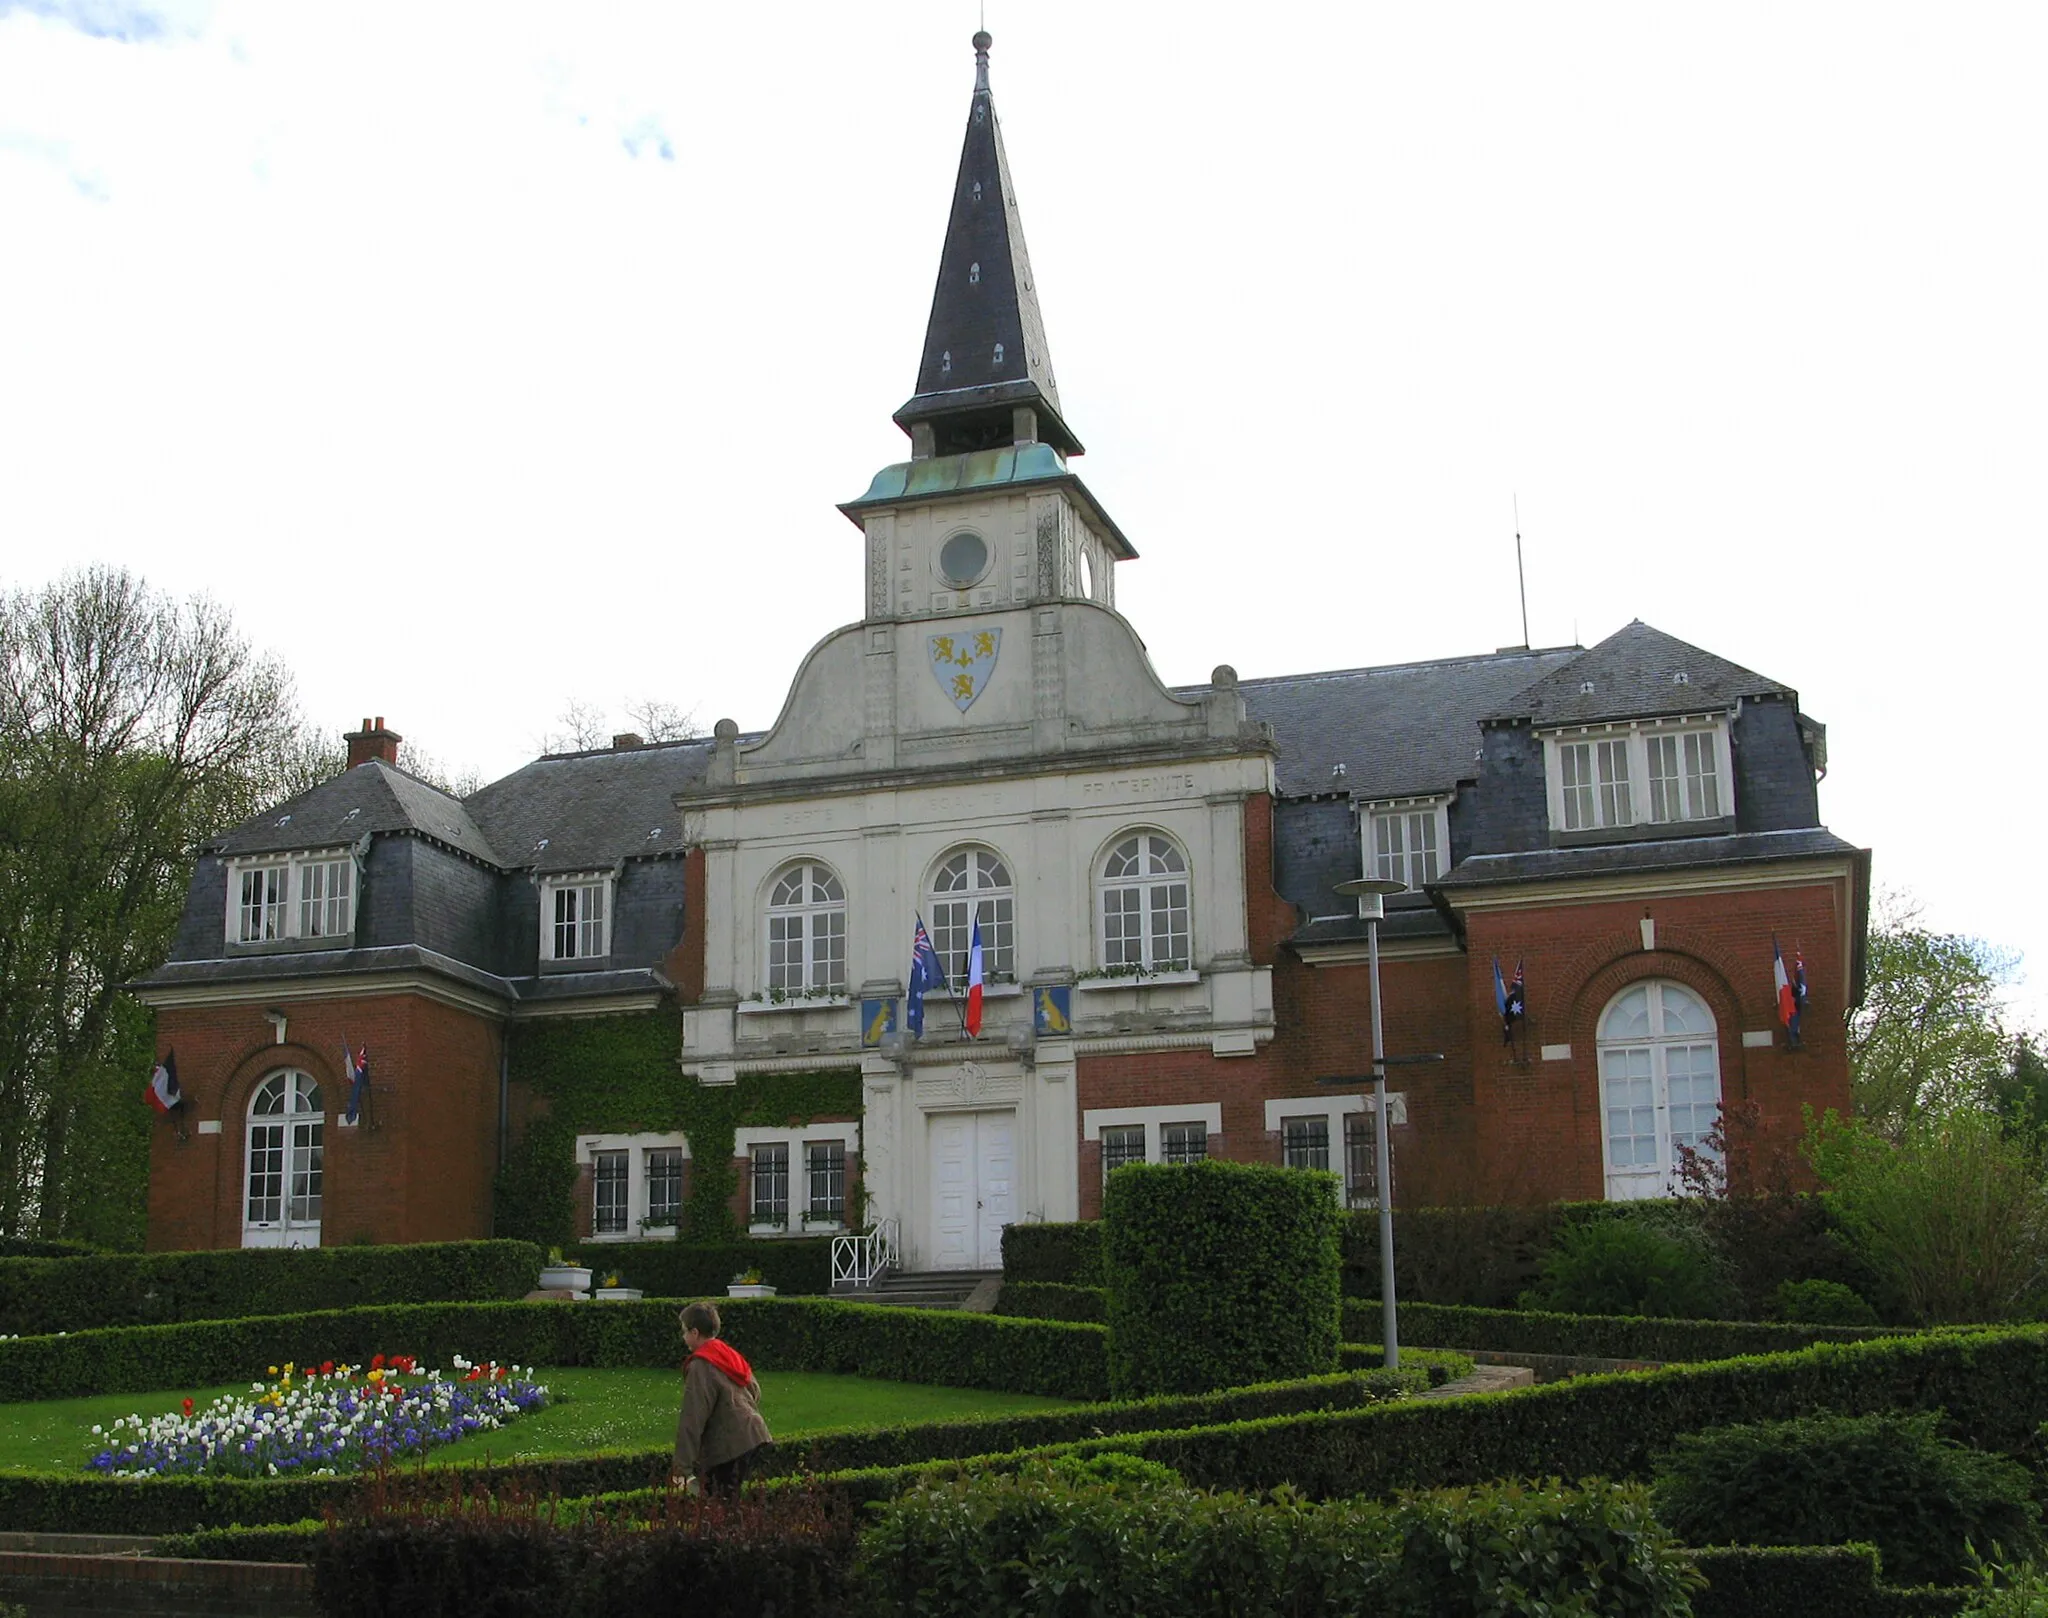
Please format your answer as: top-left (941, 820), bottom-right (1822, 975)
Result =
top-left (86, 1353), bottom-right (548, 1479)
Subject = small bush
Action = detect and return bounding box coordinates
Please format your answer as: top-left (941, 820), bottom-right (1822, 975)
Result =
top-left (1102, 1160), bottom-right (1341, 1398)
top-left (1519, 1216), bottom-right (1737, 1319)
top-left (1653, 1410), bottom-right (2040, 1586)
top-left (1771, 1278), bottom-right (1882, 1326)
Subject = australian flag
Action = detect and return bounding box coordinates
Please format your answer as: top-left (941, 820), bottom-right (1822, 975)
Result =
top-left (906, 916), bottom-right (948, 1038)
top-left (1494, 958), bottom-right (1526, 1044)
top-left (340, 1040), bottom-right (369, 1127)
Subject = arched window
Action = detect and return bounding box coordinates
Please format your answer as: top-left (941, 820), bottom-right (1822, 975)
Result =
top-left (930, 848), bottom-right (1015, 981)
top-left (244, 1070), bottom-right (324, 1248)
top-left (1098, 832), bottom-right (1190, 971)
top-left (1597, 980), bottom-right (1722, 1200)
top-left (765, 862), bottom-right (847, 994)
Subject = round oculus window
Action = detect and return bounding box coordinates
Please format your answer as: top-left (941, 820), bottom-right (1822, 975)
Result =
top-left (939, 530), bottom-right (989, 588)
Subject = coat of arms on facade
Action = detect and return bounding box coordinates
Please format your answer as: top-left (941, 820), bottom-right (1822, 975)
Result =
top-left (928, 627), bottom-right (1001, 712)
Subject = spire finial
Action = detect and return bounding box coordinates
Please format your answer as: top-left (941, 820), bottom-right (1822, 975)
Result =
top-left (973, 29), bottom-right (991, 94)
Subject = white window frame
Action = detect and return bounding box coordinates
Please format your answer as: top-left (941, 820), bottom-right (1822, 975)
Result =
top-left (762, 861), bottom-right (849, 995)
top-left (1596, 980), bottom-right (1723, 1201)
top-left (1361, 796), bottom-right (1450, 891)
top-left (543, 872), bottom-right (613, 962)
top-left (1082, 1103), bottom-right (1226, 1171)
top-left (927, 846), bottom-right (1018, 983)
top-left (226, 849), bottom-right (357, 947)
top-left (734, 1122), bottom-right (861, 1236)
top-left (1541, 716), bottom-right (1734, 835)
top-left (243, 1069), bottom-right (324, 1248)
top-left (1264, 1094), bottom-right (1406, 1206)
top-left (576, 1132), bottom-right (692, 1243)
top-left (1095, 829), bottom-right (1193, 972)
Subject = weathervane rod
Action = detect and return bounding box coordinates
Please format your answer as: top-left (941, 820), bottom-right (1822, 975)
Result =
top-left (1514, 494), bottom-right (1531, 648)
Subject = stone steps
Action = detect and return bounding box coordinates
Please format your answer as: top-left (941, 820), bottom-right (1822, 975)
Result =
top-left (832, 1269), bottom-right (1000, 1310)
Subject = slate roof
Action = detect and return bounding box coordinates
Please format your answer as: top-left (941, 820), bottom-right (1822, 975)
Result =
top-left (136, 944), bottom-right (670, 1005)
top-left (461, 738), bottom-right (712, 875)
top-left (1489, 620), bottom-right (1793, 727)
top-left (1433, 827), bottom-right (1863, 891)
top-left (212, 760), bottom-right (500, 866)
top-left (893, 32), bottom-right (1080, 456)
top-left (1222, 646), bottom-right (1584, 799)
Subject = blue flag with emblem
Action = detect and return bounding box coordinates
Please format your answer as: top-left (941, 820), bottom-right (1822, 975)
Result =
top-left (906, 916), bottom-right (948, 1038)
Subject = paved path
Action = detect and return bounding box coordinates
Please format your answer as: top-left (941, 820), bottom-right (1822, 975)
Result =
top-left (1418, 1362), bottom-right (1534, 1398)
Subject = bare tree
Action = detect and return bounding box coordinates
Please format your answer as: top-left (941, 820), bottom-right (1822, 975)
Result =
top-left (538, 700), bottom-right (611, 755)
top-left (0, 567), bottom-right (321, 1242)
top-left (623, 697), bottom-right (701, 744)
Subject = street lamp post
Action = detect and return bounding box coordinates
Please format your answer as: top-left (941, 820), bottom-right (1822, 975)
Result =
top-left (1333, 876), bottom-right (1410, 1369)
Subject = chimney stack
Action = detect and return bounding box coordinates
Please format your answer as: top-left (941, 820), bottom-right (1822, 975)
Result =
top-left (345, 716), bottom-right (402, 770)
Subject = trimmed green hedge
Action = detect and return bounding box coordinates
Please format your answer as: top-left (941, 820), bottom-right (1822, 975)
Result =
top-left (564, 1239), bottom-right (833, 1298)
top-left (1343, 1299), bottom-right (1906, 1362)
top-left (0, 1236), bottom-right (99, 1259)
top-left (999, 1222), bottom-right (1101, 1285)
top-left (0, 1296), bottom-right (1108, 1404)
top-left (1688, 1546), bottom-right (1968, 1617)
top-left (994, 1279), bottom-right (1105, 1322)
top-left (0, 1240), bottom-right (541, 1336)
top-left (1103, 1161), bottom-right (1341, 1397)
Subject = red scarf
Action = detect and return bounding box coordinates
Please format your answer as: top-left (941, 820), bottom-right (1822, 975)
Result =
top-left (691, 1337), bottom-right (753, 1388)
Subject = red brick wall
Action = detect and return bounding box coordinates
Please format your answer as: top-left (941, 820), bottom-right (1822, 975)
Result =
top-left (146, 994), bottom-right (502, 1251)
top-left (670, 845), bottom-right (707, 1002)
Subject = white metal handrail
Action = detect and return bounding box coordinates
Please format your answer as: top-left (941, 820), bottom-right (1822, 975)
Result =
top-left (830, 1217), bottom-right (899, 1288)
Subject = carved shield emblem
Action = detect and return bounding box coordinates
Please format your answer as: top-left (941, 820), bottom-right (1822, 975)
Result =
top-left (928, 627), bottom-right (1001, 713)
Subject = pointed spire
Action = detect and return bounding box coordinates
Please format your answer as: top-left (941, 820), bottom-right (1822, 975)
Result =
top-left (894, 31), bottom-right (1083, 459)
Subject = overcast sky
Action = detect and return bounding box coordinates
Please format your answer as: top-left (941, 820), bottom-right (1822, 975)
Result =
top-left (3, 1), bottom-right (2043, 1027)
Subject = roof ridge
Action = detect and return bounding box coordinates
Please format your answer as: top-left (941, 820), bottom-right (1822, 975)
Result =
top-left (1225, 644), bottom-right (1585, 689)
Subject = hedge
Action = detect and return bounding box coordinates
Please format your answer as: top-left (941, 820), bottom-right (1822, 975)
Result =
top-left (0, 1236), bottom-right (99, 1260)
top-left (994, 1279), bottom-right (1105, 1322)
top-left (0, 1295), bottom-right (1110, 1405)
top-left (1103, 1161), bottom-right (1342, 1396)
top-left (998, 1222), bottom-right (1101, 1285)
top-left (563, 1239), bottom-right (833, 1298)
top-left (0, 1240), bottom-right (542, 1336)
top-left (1687, 1546), bottom-right (1969, 1617)
top-left (1343, 1299), bottom-right (1907, 1362)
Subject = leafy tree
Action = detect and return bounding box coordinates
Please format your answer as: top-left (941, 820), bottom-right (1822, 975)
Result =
top-left (0, 567), bottom-right (324, 1245)
top-left (1849, 893), bottom-right (2013, 1129)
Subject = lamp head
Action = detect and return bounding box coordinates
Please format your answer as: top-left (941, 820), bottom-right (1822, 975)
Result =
top-left (1333, 876), bottom-right (1407, 922)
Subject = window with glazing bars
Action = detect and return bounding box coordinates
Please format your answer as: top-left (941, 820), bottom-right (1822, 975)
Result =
top-left (807, 1141), bottom-right (846, 1221)
top-left (1282, 1115), bottom-right (1330, 1171)
top-left (1100, 1124), bottom-right (1146, 1189)
top-left (645, 1147), bottom-right (683, 1227)
top-left (1160, 1121), bottom-right (1208, 1165)
top-left (593, 1150), bottom-right (629, 1234)
top-left (751, 1143), bottom-right (789, 1223)
top-left (298, 857), bottom-right (353, 938)
top-left (1343, 1112), bottom-right (1380, 1207)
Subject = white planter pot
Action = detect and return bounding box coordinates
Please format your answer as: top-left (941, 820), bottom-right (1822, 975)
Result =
top-left (726, 1283), bottom-right (777, 1299)
top-left (594, 1287), bottom-right (644, 1302)
top-left (539, 1265), bottom-right (593, 1291)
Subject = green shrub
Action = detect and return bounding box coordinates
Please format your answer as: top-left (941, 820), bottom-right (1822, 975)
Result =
top-left (991, 1279), bottom-right (1104, 1322)
top-left (1957, 1556), bottom-right (2048, 1618)
top-left (0, 1239), bottom-right (541, 1336)
top-left (0, 1237), bottom-right (99, 1259)
top-left (1689, 1545), bottom-right (1971, 1617)
top-left (1653, 1411), bottom-right (2041, 1587)
top-left (1771, 1278), bottom-right (1882, 1326)
top-left (1810, 1109), bottom-right (2048, 1324)
top-left (1518, 1217), bottom-right (1738, 1319)
top-left (854, 1466), bottom-right (1700, 1617)
top-left (1344, 1298), bottom-right (1903, 1362)
top-left (1102, 1160), bottom-right (1341, 1397)
top-left (999, 1221), bottom-right (1101, 1285)
top-left (564, 1239), bottom-right (832, 1298)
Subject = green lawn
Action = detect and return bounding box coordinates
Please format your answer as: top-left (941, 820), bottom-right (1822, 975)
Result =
top-left (0, 1369), bottom-right (1078, 1474)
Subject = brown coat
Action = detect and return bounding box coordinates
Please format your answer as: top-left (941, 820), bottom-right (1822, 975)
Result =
top-left (674, 1353), bottom-right (772, 1476)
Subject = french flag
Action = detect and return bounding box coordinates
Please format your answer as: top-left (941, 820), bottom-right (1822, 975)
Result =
top-left (964, 915), bottom-right (985, 1038)
top-left (1773, 937), bottom-right (1797, 1029)
top-left (144, 1050), bottom-right (181, 1115)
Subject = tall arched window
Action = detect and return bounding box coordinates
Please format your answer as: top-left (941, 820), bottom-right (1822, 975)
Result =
top-left (930, 848), bottom-right (1015, 981)
top-left (1097, 832), bottom-right (1190, 971)
top-left (1597, 980), bottom-right (1722, 1200)
top-left (765, 862), bottom-right (847, 994)
top-left (244, 1070), bottom-right (324, 1247)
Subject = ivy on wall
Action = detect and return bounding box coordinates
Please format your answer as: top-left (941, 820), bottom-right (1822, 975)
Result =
top-left (490, 1009), bottom-right (863, 1248)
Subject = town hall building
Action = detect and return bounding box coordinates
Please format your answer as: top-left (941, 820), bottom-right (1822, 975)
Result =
top-left (134, 33), bottom-right (1867, 1266)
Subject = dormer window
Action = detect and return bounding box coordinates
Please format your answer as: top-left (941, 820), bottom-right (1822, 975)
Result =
top-left (227, 850), bottom-right (355, 946)
top-left (1362, 797), bottom-right (1450, 889)
top-left (1543, 719), bottom-right (1732, 835)
top-left (544, 872), bottom-right (612, 961)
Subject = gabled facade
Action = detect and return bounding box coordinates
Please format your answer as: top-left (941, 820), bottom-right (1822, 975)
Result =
top-left (135, 33), bottom-right (1864, 1258)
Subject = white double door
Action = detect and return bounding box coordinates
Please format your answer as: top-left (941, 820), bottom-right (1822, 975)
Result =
top-left (927, 1110), bottom-right (1014, 1270)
